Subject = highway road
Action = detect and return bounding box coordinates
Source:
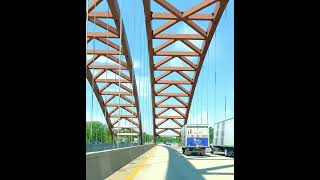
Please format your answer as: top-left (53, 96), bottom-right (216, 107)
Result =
top-left (106, 144), bottom-right (234, 180)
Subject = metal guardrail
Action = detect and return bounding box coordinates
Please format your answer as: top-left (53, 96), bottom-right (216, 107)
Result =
top-left (86, 143), bottom-right (138, 152)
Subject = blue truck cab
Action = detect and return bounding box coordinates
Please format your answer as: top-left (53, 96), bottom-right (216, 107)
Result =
top-left (181, 124), bottom-right (209, 156)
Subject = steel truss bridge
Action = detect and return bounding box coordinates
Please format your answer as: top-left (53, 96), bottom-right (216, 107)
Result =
top-left (86, 0), bottom-right (229, 144)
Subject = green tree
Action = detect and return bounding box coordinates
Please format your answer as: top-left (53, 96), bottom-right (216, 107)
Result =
top-left (156, 136), bottom-right (177, 143)
top-left (142, 132), bottom-right (153, 144)
top-left (86, 121), bottom-right (112, 144)
top-left (175, 137), bottom-right (181, 143)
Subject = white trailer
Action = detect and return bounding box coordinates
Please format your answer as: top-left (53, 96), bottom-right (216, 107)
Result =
top-left (181, 124), bottom-right (209, 156)
top-left (212, 117), bottom-right (234, 157)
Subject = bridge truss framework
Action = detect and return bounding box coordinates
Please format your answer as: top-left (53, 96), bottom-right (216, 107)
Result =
top-left (143, 0), bottom-right (229, 140)
top-left (86, 0), bottom-right (143, 144)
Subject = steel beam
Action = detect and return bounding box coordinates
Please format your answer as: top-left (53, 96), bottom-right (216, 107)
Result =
top-left (87, 0), bottom-right (143, 144)
top-left (143, 0), bottom-right (229, 137)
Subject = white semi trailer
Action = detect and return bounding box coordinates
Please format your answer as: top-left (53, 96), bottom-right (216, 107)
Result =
top-left (212, 117), bottom-right (234, 157)
top-left (181, 124), bottom-right (209, 156)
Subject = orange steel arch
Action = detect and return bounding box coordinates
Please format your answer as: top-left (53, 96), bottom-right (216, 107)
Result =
top-left (87, 0), bottom-right (143, 144)
top-left (143, 0), bottom-right (229, 139)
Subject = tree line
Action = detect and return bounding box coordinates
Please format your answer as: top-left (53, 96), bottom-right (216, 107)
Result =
top-left (86, 121), bottom-right (214, 144)
top-left (86, 121), bottom-right (154, 144)
top-left (86, 121), bottom-right (112, 143)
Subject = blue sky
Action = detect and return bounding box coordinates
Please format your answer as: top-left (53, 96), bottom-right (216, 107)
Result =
top-left (86, 0), bottom-right (234, 136)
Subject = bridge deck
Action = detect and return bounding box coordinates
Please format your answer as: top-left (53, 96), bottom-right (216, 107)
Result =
top-left (106, 144), bottom-right (234, 180)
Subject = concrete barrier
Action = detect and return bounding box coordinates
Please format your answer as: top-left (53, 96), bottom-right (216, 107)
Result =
top-left (86, 144), bottom-right (155, 180)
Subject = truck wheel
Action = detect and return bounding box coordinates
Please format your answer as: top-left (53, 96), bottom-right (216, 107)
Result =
top-left (200, 149), bottom-right (205, 156)
top-left (185, 149), bottom-right (191, 156)
top-left (230, 150), bottom-right (234, 158)
top-left (224, 149), bottom-right (228, 157)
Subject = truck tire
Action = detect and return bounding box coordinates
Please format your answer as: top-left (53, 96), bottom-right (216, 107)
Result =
top-left (229, 149), bottom-right (234, 158)
top-left (230, 151), bottom-right (234, 158)
top-left (200, 149), bottom-right (205, 156)
top-left (224, 149), bottom-right (228, 157)
top-left (184, 149), bottom-right (191, 156)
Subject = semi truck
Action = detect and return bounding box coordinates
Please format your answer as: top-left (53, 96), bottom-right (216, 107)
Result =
top-left (181, 124), bottom-right (209, 156)
top-left (211, 117), bottom-right (234, 157)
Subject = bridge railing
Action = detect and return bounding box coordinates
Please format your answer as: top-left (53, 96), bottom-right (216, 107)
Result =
top-left (86, 143), bottom-right (155, 180)
top-left (86, 143), bottom-right (138, 152)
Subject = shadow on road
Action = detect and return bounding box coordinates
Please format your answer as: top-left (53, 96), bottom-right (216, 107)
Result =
top-left (188, 158), bottom-right (233, 161)
top-left (163, 145), bottom-right (234, 178)
top-left (198, 164), bottom-right (234, 175)
top-left (161, 145), bottom-right (206, 180)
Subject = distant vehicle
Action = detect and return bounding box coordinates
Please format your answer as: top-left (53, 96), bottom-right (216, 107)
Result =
top-left (133, 138), bottom-right (138, 144)
top-left (166, 142), bottom-right (171, 145)
top-left (181, 124), bottom-right (209, 156)
top-left (91, 141), bottom-right (101, 144)
top-left (211, 117), bottom-right (234, 157)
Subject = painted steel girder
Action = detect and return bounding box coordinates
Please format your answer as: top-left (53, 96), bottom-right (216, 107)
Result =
top-left (143, 0), bottom-right (229, 138)
top-left (86, 0), bottom-right (143, 143)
